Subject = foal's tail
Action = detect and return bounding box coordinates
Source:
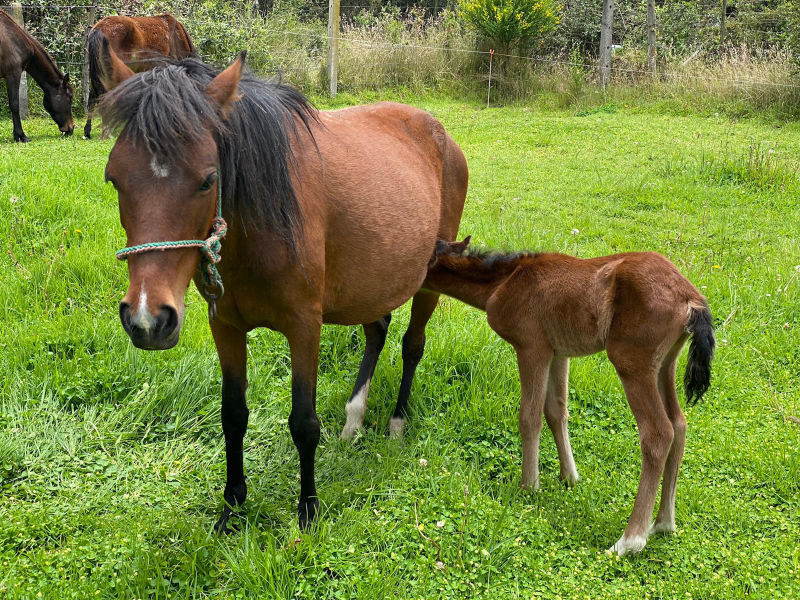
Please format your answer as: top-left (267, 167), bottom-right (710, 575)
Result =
top-left (683, 301), bottom-right (715, 405)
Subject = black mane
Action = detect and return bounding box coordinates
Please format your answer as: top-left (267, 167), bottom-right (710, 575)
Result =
top-left (435, 242), bottom-right (540, 281)
top-left (463, 246), bottom-right (540, 270)
top-left (98, 57), bottom-right (318, 251)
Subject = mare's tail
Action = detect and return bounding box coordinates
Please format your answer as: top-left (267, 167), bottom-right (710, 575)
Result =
top-left (85, 27), bottom-right (107, 105)
top-left (683, 302), bottom-right (715, 405)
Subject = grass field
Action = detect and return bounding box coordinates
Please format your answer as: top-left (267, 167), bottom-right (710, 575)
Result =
top-left (1, 97), bottom-right (799, 599)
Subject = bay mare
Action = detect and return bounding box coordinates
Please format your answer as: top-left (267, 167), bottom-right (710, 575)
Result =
top-left (0, 9), bottom-right (74, 142)
top-left (99, 52), bottom-right (468, 532)
top-left (84, 14), bottom-right (196, 139)
top-left (424, 238), bottom-right (714, 555)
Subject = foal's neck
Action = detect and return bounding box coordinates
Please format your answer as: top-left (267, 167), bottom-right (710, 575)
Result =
top-left (423, 253), bottom-right (524, 310)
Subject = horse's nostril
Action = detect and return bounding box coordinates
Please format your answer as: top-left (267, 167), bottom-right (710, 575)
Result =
top-left (155, 305), bottom-right (179, 338)
top-left (119, 302), bottom-right (132, 329)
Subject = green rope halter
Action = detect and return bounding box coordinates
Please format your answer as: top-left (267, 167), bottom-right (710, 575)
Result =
top-left (116, 167), bottom-right (228, 320)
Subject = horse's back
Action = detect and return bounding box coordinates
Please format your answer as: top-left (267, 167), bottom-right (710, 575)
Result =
top-left (0, 10), bottom-right (32, 75)
top-left (310, 102), bottom-right (467, 323)
top-left (92, 14), bottom-right (189, 60)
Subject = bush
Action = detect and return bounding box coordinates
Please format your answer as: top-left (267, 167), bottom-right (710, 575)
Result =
top-left (457, 0), bottom-right (560, 52)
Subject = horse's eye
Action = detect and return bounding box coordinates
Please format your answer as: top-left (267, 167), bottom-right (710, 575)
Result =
top-left (198, 173), bottom-right (217, 192)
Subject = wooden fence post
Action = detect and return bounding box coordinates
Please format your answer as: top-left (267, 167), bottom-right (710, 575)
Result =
top-left (326, 0), bottom-right (340, 96)
top-left (647, 0), bottom-right (656, 75)
top-left (598, 0), bottom-right (614, 87)
top-left (82, 0), bottom-right (98, 113)
top-left (720, 0), bottom-right (727, 43)
top-left (9, 2), bottom-right (28, 119)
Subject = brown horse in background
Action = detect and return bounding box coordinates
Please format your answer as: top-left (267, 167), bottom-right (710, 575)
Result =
top-left (424, 238), bottom-right (714, 556)
top-left (84, 14), bottom-right (196, 138)
top-left (0, 9), bottom-right (74, 142)
top-left (98, 52), bottom-right (467, 532)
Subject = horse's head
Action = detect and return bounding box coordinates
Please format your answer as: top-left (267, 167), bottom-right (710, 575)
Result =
top-left (43, 73), bottom-right (75, 135)
top-left (101, 53), bottom-right (245, 350)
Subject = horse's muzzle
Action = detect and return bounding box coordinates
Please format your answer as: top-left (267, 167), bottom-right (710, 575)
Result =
top-left (119, 302), bottom-right (180, 350)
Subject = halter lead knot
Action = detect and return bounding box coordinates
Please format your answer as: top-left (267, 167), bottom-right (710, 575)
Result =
top-left (115, 167), bottom-right (227, 321)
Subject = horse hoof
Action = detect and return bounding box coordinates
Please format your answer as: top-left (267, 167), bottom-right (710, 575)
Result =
top-left (648, 521), bottom-right (675, 536)
top-left (298, 497), bottom-right (319, 530)
top-left (213, 515), bottom-right (240, 535)
top-left (560, 471), bottom-right (579, 488)
top-left (15, 136), bottom-right (30, 143)
top-left (608, 534), bottom-right (647, 556)
top-left (519, 479), bottom-right (540, 492)
top-left (339, 424), bottom-right (362, 441)
top-left (388, 417), bottom-right (405, 438)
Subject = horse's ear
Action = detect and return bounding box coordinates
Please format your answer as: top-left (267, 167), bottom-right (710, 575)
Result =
top-left (451, 235), bottom-right (472, 254)
top-left (101, 39), bottom-right (134, 89)
top-left (206, 51), bottom-right (246, 118)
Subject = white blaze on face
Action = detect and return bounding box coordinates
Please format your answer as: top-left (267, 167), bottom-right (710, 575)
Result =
top-left (133, 287), bottom-right (156, 333)
top-left (150, 155), bottom-right (169, 178)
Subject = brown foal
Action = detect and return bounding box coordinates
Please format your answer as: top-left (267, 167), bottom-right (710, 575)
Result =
top-left (424, 238), bottom-right (714, 556)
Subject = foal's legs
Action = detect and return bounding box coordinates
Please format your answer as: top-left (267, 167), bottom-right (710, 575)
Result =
top-left (609, 352), bottom-right (674, 555)
top-left (340, 314), bottom-right (391, 439)
top-left (652, 354), bottom-right (687, 535)
top-left (389, 290), bottom-right (439, 437)
top-left (211, 320), bottom-right (249, 534)
top-left (517, 347), bottom-right (553, 490)
top-left (5, 72), bottom-right (30, 143)
top-left (545, 357), bottom-right (579, 487)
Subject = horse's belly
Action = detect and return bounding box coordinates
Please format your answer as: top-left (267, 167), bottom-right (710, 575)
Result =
top-left (321, 190), bottom-right (441, 325)
top-left (310, 103), bottom-right (459, 325)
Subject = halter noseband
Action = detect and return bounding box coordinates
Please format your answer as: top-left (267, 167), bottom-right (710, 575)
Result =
top-left (115, 167), bottom-right (228, 321)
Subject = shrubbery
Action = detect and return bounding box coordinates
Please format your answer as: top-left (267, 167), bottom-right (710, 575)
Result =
top-left (457, 0), bottom-right (559, 52)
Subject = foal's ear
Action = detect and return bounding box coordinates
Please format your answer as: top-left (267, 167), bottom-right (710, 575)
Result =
top-left (101, 39), bottom-right (135, 89)
top-left (206, 51), bottom-right (247, 119)
top-left (450, 235), bottom-right (472, 255)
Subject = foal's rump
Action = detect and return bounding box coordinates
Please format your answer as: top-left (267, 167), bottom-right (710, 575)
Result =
top-left (314, 102), bottom-right (467, 324)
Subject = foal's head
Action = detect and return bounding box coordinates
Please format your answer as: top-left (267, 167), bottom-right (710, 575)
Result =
top-left (100, 53), bottom-right (245, 349)
top-left (430, 236), bottom-right (472, 266)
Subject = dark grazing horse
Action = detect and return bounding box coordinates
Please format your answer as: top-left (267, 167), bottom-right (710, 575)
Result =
top-left (0, 9), bottom-right (74, 142)
top-left (98, 52), bottom-right (468, 531)
top-left (84, 13), bottom-right (196, 139)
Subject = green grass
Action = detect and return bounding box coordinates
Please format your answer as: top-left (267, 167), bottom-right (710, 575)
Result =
top-left (1, 97), bottom-right (799, 599)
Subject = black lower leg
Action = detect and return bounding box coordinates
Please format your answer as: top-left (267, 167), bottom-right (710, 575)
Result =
top-left (289, 378), bottom-right (321, 530)
top-left (214, 375), bottom-right (249, 534)
top-left (352, 314), bottom-right (391, 395)
top-left (392, 330), bottom-right (425, 421)
top-left (6, 75), bottom-right (29, 143)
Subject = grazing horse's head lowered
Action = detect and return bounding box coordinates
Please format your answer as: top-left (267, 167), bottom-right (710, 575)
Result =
top-left (43, 73), bottom-right (75, 135)
top-left (99, 50), bottom-right (314, 349)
